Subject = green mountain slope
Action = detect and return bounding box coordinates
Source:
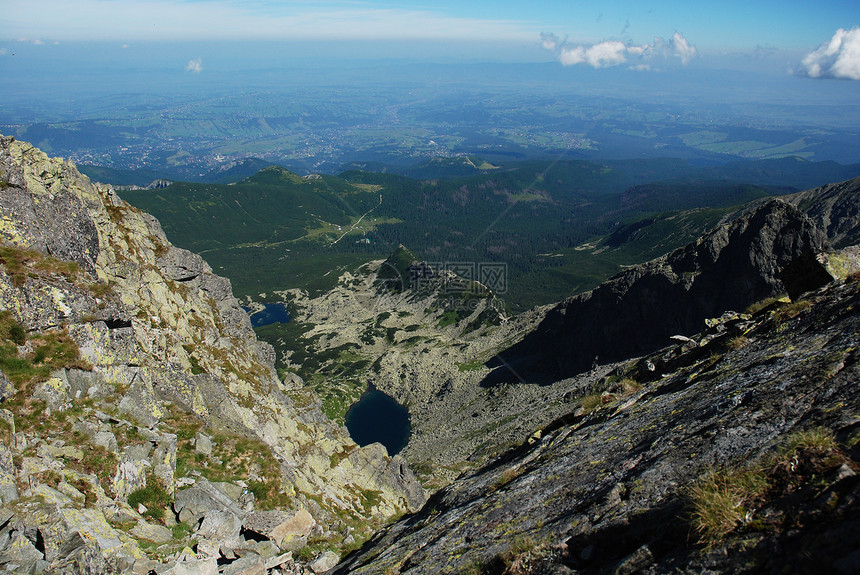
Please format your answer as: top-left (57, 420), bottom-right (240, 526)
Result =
top-left (119, 158), bottom-right (860, 309)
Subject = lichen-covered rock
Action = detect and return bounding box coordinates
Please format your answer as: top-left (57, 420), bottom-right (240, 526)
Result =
top-left (112, 456), bottom-right (149, 500)
top-left (0, 483), bottom-right (145, 573)
top-left (267, 508), bottom-right (315, 551)
top-left (0, 135), bottom-right (425, 572)
top-left (130, 521), bottom-right (173, 544)
top-left (0, 445), bottom-right (17, 504)
top-left (174, 479), bottom-right (247, 526)
top-left (0, 373), bottom-right (13, 403)
top-left (309, 551), bottom-right (339, 574)
top-left (197, 509), bottom-right (243, 542)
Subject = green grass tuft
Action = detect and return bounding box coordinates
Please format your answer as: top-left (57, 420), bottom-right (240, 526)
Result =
top-left (689, 466), bottom-right (769, 548)
top-left (128, 477), bottom-right (173, 522)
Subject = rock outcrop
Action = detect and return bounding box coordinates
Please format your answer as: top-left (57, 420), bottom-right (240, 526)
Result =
top-left (332, 267), bottom-right (860, 575)
top-left (326, 176), bottom-right (860, 574)
top-left (0, 135), bottom-right (424, 574)
top-left (788, 176), bottom-right (860, 249)
top-left (272, 183), bottom-right (860, 486)
top-left (488, 199), bottom-right (827, 382)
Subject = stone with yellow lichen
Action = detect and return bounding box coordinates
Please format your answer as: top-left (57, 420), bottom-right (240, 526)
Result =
top-left (0, 134), bottom-right (427, 572)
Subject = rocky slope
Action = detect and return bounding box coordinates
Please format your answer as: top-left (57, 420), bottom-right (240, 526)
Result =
top-left (268, 189), bottom-right (852, 487)
top-left (787, 176), bottom-right (860, 249)
top-left (270, 248), bottom-right (583, 485)
top-left (488, 199), bottom-right (827, 382)
top-left (332, 258), bottom-right (860, 575)
top-left (0, 135), bottom-right (424, 574)
top-left (252, 176), bottom-right (860, 573)
top-left (321, 176), bottom-right (860, 573)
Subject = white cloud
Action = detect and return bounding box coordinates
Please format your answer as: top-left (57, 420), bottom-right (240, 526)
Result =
top-left (33, 39), bottom-right (45, 45)
top-left (798, 27), bottom-right (860, 80)
top-left (556, 40), bottom-right (630, 68)
top-left (186, 57), bottom-right (203, 73)
top-left (540, 32), bottom-right (559, 51)
top-left (671, 32), bottom-right (697, 64)
top-left (0, 48), bottom-right (7, 56)
top-left (543, 31), bottom-right (698, 70)
top-left (584, 40), bottom-right (628, 68)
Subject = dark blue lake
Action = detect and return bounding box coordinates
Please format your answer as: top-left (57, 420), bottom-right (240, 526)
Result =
top-left (345, 387), bottom-right (411, 456)
top-left (246, 303), bottom-right (291, 328)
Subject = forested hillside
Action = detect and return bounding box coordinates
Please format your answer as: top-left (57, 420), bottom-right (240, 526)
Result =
top-left (120, 156), bottom-right (860, 310)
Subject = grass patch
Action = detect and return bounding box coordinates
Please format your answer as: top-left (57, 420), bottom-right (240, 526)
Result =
top-left (580, 393), bottom-right (604, 414)
top-left (171, 522), bottom-right (193, 540)
top-left (358, 489), bottom-right (383, 513)
top-left (480, 534), bottom-right (552, 575)
top-left (778, 427), bottom-right (838, 456)
top-left (247, 478), bottom-right (292, 510)
top-left (771, 300), bottom-right (813, 324)
top-left (0, 311), bottom-right (26, 345)
top-left (725, 336), bottom-right (749, 351)
top-left (0, 417), bottom-right (12, 445)
top-left (165, 404), bottom-right (291, 509)
top-left (128, 477), bottom-right (173, 522)
top-left (74, 443), bottom-right (119, 496)
top-left (69, 477), bottom-right (98, 507)
top-left (0, 244), bottom-right (89, 289)
top-left (437, 310), bottom-right (459, 328)
top-left (182, 345), bottom-right (206, 375)
top-left (457, 361), bottom-right (485, 372)
top-left (689, 427), bottom-right (849, 549)
top-left (689, 466), bottom-right (769, 548)
top-left (0, 319), bottom-right (91, 388)
top-left (0, 245), bottom-right (45, 287)
top-left (619, 377), bottom-right (642, 395)
top-left (744, 297), bottom-right (782, 315)
top-left (491, 466), bottom-right (525, 492)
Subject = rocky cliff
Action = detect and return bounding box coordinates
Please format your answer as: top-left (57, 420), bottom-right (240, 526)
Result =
top-left (257, 181), bottom-right (860, 495)
top-left (488, 199), bottom-right (827, 382)
top-left (332, 251), bottom-right (860, 575)
top-left (0, 136), bottom-right (424, 574)
top-left (787, 176), bottom-right (860, 249)
top-left (324, 176), bottom-right (860, 573)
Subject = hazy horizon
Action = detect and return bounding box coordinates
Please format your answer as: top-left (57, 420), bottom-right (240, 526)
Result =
top-left (4, 1), bottom-right (859, 76)
top-left (2, 2), bottom-right (859, 173)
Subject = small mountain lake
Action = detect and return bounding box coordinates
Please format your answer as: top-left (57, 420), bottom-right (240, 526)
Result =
top-left (345, 387), bottom-right (411, 456)
top-left (245, 303), bottom-right (291, 327)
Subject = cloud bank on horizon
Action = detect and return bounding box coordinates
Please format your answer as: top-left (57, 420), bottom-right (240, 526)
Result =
top-left (798, 27), bottom-right (860, 80)
top-left (541, 32), bottom-right (698, 70)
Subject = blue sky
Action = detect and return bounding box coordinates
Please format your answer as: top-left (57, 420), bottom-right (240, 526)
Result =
top-left (2, 0), bottom-right (859, 78)
top-left (3, 0), bottom-right (857, 47)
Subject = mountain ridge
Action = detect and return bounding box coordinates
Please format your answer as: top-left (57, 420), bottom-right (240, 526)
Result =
top-left (329, 182), bottom-right (860, 573)
top-left (487, 197), bottom-right (828, 382)
top-left (0, 135), bottom-right (424, 574)
top-left (3, 136), bottom-right (860, 574)
top-left (333, 273), bottom-right (860, 574)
